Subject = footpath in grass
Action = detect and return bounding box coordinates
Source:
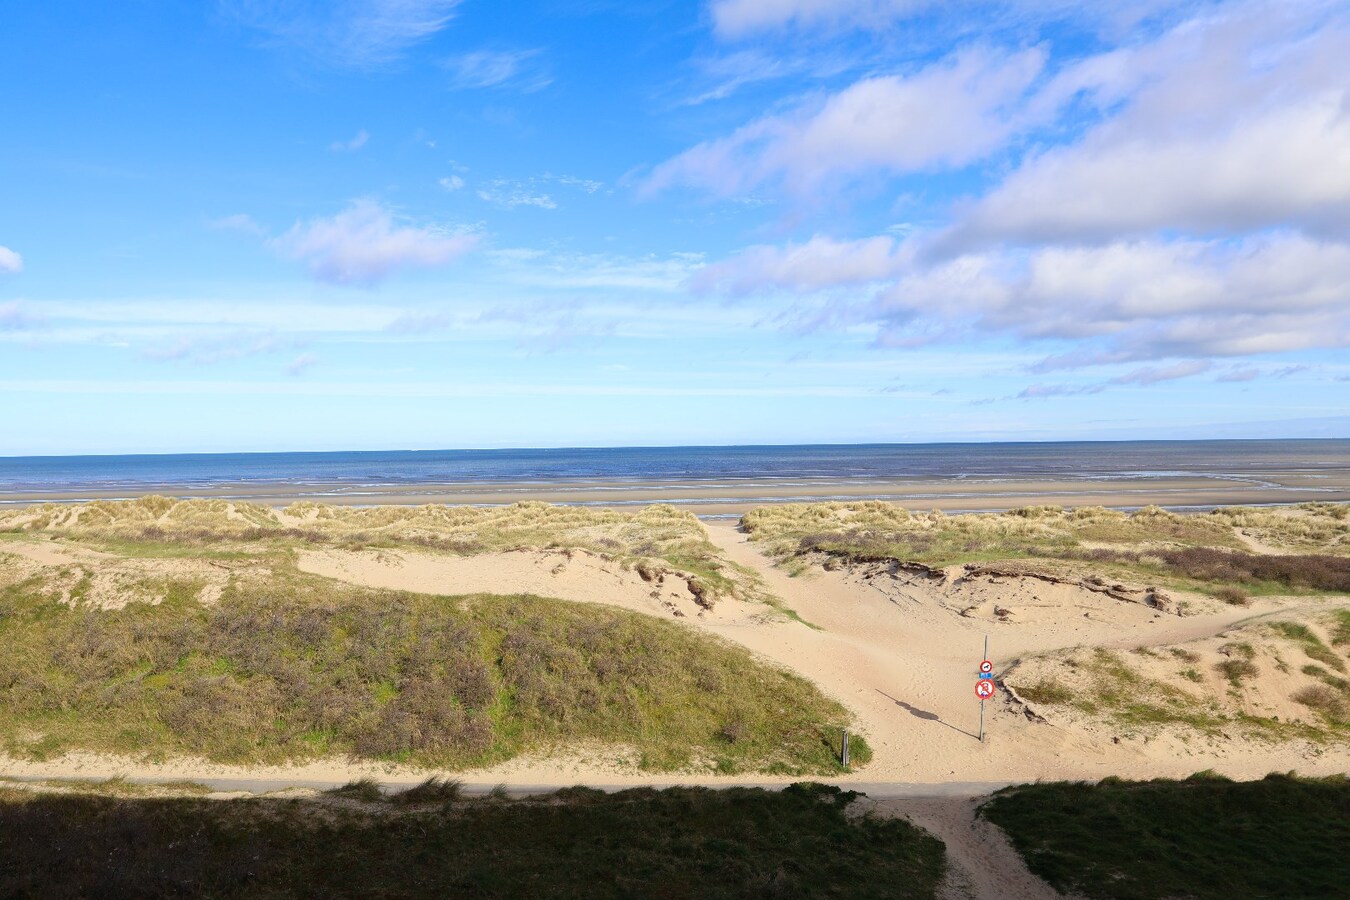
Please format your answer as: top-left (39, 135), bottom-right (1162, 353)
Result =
top-left (981, 773), bottom-right (1350, 899)
top-left (0, 782), bottom-right (945, 899)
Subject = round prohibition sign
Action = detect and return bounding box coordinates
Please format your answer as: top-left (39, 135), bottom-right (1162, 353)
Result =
top-left (975, 679), bottom-right (996, 700)
top-left (979, 660), bottom-right (993, 675)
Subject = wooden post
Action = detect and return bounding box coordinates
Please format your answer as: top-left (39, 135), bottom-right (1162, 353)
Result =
top-left (841, 728), bottom-right (849, 767)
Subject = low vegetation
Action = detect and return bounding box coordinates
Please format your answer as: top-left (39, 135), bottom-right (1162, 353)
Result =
top-left (1006, 612), bottom-right (1350, 741)
top-left (0, 782), bottom-right (946, 898)
top-left (0, 569), bottom-right (862, 774)
top-left (742, 501), bottom-right (1350, 595)
top-left (0, 496), bottom-right (757, 601)
top-left (981, 773), bottom-right (1350, 899)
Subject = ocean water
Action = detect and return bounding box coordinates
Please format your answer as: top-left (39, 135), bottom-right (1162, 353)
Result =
top-left (1, 440), bottom-right (1346, 492)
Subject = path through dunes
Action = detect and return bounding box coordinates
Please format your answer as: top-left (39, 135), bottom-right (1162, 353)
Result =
top-left (699, 522), bottom-right (1349, 784)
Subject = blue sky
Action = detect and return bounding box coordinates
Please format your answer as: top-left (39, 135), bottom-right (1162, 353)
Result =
top-left (1, 0), bottom-right (1347, 455)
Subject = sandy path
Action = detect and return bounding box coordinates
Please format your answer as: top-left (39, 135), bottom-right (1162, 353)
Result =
top-left (872, 797), bottom-right (1060, 900)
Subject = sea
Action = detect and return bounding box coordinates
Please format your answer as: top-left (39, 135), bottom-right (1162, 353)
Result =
top-left (1, 440), bottom-right (1346, 496)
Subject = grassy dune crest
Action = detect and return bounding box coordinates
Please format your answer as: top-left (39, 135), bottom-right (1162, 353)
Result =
top-left (0, 783), bottom-right (945, 899)
top-left (982, 773), bottom-right (1350, 899)
top-left (0, 497), bottom-right (755, 600)
top-left (0, 571), bottom-right (861, 774)
top-left (742, 501), bottom-right (1350, 594)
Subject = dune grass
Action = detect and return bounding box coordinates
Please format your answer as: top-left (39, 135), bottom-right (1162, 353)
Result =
top-left (1007, 614), bottom-right (1350, 742)
top-left (0, 568), bottom-right (862, 775)
top-left (981, 773), bottom-right (1350, 899)
top-left (1, 496), bottom-right (756, 599)
top-left (741, 501), bottom-right (1350, 595)
top-left (0, 782), bottom-right (945, 899)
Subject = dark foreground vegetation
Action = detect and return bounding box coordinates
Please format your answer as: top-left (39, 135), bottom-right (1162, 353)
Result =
top-left (0, 574), bottom-right (860, 773)
top-left (0, 782), bottom-right (945, 899)
top-left (982, 773), bottom-right (1350, 899)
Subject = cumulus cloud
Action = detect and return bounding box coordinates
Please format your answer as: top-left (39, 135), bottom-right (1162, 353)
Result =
top-left (871, 235), bottom-right (1350, 365)
top-left (943, 6), bottom-right (1350, 249)
top-left (444, 48), bottom-right (550, 91)
top-left (644, 46), bottom-right (1047, 197)
top-left (270, 199), bottom-right (478, 285)
top-left (438, 175), bottom-right (465, 191)
top-left (0, 246), bottom-right (23, 275)
top-left (224, 0), bottom-right (462, 68)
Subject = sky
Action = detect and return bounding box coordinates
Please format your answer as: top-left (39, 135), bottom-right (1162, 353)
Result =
top-left (1, 0), bottom-right (1347, 455)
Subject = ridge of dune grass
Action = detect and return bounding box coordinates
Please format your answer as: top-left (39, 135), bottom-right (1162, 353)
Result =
top-left (0, 569), bottom-right (865, 775)
top-left (981, 772), bottom-right (1350, 900)
top-left (0, 782), bottom-right (945, 899)
top-left (0, 497), bottom-right (758, 602)
top-left (741, 501), bottom-right (1350, 595)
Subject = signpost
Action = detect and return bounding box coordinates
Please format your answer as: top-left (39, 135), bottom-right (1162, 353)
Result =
top-left (976, 635), bottom-right (995, 742)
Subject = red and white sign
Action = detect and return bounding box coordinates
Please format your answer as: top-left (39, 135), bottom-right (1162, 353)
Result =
top-left (975, 680), bottom-right (996, 700)
top-left (979, 660), bottom-right (993, 674)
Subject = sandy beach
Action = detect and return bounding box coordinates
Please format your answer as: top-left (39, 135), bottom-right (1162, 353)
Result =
top-left (3, 470), bottom-right (1348, 516)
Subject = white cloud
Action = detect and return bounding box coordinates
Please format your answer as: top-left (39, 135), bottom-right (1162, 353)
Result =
top-left (438, 175), bottom-right (465, 191)
top-left (709, 0), bottom-right (1207, 39)
top-left (224, 0), bottom-right (463, 68)
top-left (329, 129), bottom-right (369, 152)
top-left (271, 199), bottom-right (478, 285)
top-left (0, 301), bottom-right (41, 330)
top-left (444, 48), bottom-right (550, 91)
top-left (644, 46), bottom-right (1047, 197)
top-left (207, 213), bottom-right (265, 236)
top-left (0, 246), bottom-right (23, 275)
top-left (944, 7), bottom-right (1350, 248)
top-left (871, 234), bottom-right (1350, 365)
top-left (285, 352), bottom-right (318, 376)
top-left (1108, 360), bottom-right (1211, 386)
top-left (476, 181), bottom-right (558, 210)
top-left (143, 330), bottom-right (294, 364)
top-left (711, 0), bottom-right (935, 38)
top-left (694, 235), bottom-right (909, 293)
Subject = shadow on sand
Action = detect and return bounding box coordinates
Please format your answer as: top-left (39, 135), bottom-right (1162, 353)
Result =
top-left (876, 689), bottom-right (979, 739)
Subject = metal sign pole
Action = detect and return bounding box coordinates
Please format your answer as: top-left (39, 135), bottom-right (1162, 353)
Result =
top-left (980, 634), bottom-right (989, 743)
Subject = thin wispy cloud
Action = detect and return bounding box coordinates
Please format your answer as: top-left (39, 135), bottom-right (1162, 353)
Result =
top-left (285, 352), bottom-right (318, 376)
top-left (444, 48), bottom-right (550, 91)
top-left (223, 0), bottom-right (463, 68)
top-left (329, 129), bottom-right (369, 152)
top-left (270, 199), bottom-right (478, 285)
top-left (206, 213), bottom-right (265, 236)
top-left (0, 300), bottom-right (42, 331)
top-left (143, 329), bottom-right (296, 365)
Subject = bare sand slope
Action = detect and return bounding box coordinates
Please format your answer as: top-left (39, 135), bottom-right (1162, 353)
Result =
top-left (297, 547), bottom-right (710, 619)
